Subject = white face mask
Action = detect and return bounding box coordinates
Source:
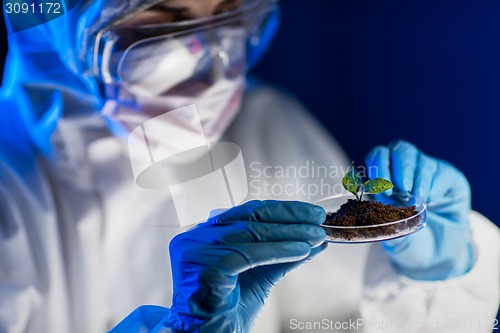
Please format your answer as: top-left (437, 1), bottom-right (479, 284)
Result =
top-left (101, 27), bottom-right (247, 152)
top-left (101, 75), bottom-right (245, 152)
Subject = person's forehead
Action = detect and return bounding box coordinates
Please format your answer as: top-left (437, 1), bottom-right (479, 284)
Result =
top-left (149, 0), bottom-right (237, 16)
top-left (115, 0), bottom-right (238, 28)
top-left (156, 0), bottom-right (225, 7)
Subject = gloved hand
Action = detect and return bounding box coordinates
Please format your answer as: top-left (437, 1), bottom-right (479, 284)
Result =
top-left (365, 140), bottom-right (474, 280)
top-left (160, 200), bottom-right (326, 332)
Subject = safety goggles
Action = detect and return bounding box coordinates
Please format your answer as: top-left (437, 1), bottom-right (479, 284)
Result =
top-left (92, 0), bottom-right (278, 97)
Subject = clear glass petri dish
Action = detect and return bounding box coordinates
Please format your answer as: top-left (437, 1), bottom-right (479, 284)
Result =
top-left (315, 193), bottom-right (427, 243)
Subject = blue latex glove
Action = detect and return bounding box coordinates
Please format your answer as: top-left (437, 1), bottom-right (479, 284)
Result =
top-left (365, 140), bottom-right (474, 280)
top-left (110, 200), bottom-right (327, 333)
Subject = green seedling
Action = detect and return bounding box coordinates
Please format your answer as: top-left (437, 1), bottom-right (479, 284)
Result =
top-left (342, 169), bottom-right (394, 201)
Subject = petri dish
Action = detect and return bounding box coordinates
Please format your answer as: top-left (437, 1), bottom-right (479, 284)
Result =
top-left (315, 193), bottom-right (427, 243)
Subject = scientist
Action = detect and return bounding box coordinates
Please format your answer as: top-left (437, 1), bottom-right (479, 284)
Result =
top-left (0, 0), bottom-right (498, 332)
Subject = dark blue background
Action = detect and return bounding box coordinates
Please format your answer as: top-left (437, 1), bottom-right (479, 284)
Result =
top-left (253, 1), bottom-right (500, 227)
top-left (0, 1), bottom-right (498, 227)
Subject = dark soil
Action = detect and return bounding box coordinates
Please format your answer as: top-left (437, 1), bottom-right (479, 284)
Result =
top-left (323, 199), bottom-right (418, 240)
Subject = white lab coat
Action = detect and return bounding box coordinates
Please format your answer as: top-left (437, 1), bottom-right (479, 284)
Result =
top-left (0, 81), bottom-right (498, 333)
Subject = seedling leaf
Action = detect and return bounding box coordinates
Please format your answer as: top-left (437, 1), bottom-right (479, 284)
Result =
top-left (364, 178), bottom-right (394, 194)
top-left (342, 169), bottom-right (361, 196)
